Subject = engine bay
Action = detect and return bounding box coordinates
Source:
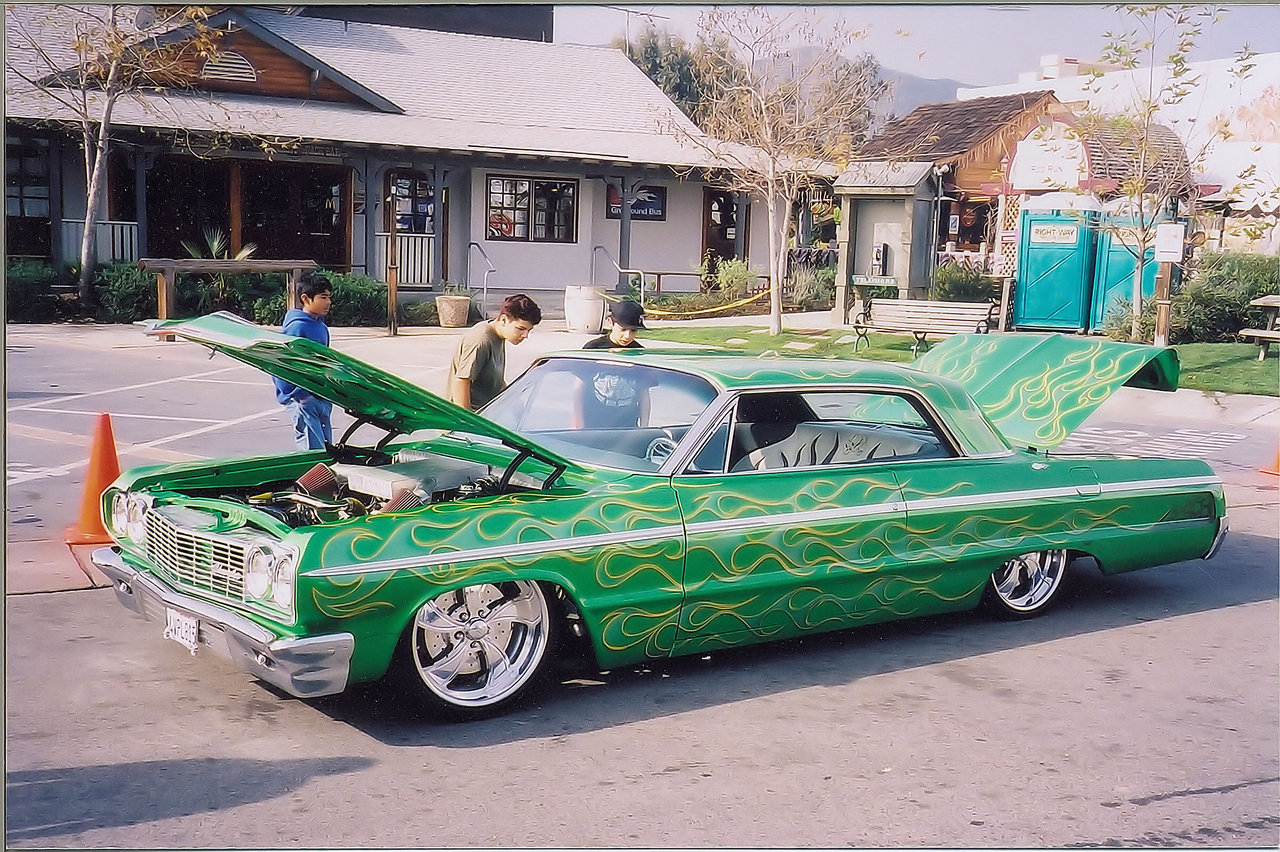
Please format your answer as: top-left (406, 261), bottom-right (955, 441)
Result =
top-left (235, 449), bottom-right (507, 528)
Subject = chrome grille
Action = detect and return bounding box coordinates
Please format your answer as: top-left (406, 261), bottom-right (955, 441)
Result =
top-left (144, 509), bottom-right (253, 601)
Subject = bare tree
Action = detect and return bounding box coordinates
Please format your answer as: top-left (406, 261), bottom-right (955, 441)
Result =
top-left (660, 7), bottom-right (890, 334)
top-left (1075, 4), bottom-right (1257, 341)
top-left (5, 5), bottom-right (226, 301)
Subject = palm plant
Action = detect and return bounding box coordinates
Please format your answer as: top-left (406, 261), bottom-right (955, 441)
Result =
top-left (180, 227), bottom-right (259, 314)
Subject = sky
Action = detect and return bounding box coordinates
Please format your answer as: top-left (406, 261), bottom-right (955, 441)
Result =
top-left (553, 3), bottom-right (1280, 86)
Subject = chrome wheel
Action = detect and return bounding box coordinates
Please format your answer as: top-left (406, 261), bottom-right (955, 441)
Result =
top-left (409, 580), bottom-right (551, 710)
top-left (985, 549), bottom-right (1070, 618)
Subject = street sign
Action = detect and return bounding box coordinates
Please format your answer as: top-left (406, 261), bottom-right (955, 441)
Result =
top-left (1154, 222), bottom-right (1186, 262)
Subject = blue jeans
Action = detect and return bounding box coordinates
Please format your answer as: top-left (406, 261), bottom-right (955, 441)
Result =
top-left (285, 395), bottom-right (332, 450)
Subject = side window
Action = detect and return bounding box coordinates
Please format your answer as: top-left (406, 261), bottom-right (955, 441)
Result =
top-left (728, 390), bottom-right (953, 472)
top-left (684, 408), bottom-right (733, 475)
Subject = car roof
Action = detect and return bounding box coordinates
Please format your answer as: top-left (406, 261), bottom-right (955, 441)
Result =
top-left (543, 348), bottom-right (938, 392)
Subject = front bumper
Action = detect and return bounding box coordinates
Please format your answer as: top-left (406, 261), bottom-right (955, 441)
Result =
top-left (92, 547), bottom-right (353, 698)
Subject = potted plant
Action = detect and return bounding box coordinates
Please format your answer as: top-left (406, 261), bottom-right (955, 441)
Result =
top-left (434, 281), bottom-right (472, 328)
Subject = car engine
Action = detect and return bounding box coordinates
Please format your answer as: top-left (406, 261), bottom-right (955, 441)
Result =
top-left (241, 449), bottom-right (501, 528)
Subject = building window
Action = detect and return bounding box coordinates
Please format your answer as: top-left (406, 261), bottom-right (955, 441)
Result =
top-left (6, 135), bottom-right (50, 218)
top-left (486, 174), bottom-right (576, 243)
top-left (6, 135), bottom-right (52, 258)
top-left (389, 172), bottom-right (437, 234)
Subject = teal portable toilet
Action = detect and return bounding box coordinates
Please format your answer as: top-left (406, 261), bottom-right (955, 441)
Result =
top-left (1088, 210), bottom-right (1176, 332)
top-left (1090, 230), bottom-right (1157, 332)
top-left (1014, 203), bottom-right (1099, 331)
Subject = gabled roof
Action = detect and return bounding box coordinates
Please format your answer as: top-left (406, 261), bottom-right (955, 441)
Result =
top-left (857, 91), bottom-right (1057, 163)
top-left (833, 161), bottom-right (934, 193)
top-left (4, 5), bottom-right (716, 169)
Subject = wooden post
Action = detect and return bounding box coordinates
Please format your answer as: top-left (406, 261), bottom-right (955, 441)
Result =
top-left (288, 267), bottom-right (303, 311)
top-left (1153, 261), bottom-right (1173, 348)
top-left (155, 266), bottom-right (176, 341)
top-left (387, 202), bottom-right (400, 337)
top-left (229, 162), bottom-right (243, 257)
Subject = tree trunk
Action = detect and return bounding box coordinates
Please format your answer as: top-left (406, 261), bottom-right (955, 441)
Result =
top-left (77, 84), bottom-right (120, 303)
top-left (1130, 253), bottom-right (1146, 342)
top-left (78, 141), bottom-right (106, 301)
top-left (766, 193), bottom-right (783, 336)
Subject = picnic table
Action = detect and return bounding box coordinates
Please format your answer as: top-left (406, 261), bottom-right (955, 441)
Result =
top-left (1241, 294), bottom-right (1280, 361)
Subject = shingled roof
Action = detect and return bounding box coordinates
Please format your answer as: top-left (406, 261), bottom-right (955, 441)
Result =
top-left (1082, 122), bottom-right (1193, 195)
top-left (857, 91), bottom-right (1058, 163)
top-left (4, 5), bottom-right (717, 169)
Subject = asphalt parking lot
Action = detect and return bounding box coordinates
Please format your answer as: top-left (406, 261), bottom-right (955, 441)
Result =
top-left (5, 315), bottom-right (1278, 847)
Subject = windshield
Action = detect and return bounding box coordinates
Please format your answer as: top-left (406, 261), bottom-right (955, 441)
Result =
top-left (483, 357), bottom-right (719, 472)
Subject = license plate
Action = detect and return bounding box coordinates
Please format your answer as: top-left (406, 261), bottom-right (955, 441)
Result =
top-left (163, 607), bottom-right (199, 655)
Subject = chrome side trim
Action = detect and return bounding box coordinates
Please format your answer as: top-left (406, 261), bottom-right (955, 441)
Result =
top-left (92, 547), bottom-right (353, 698)
top-left (686, 501), bottom-right (902, 536)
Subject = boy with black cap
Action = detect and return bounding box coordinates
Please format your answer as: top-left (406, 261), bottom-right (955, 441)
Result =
top-left (583, 299), bottom-right (646, 349)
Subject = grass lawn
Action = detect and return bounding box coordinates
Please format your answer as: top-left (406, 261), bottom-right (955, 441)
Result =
top-left (643, 325), bottom-right (1280, 397)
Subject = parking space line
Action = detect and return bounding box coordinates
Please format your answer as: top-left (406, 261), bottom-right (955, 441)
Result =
top-left (135, 406), bottom-right (284, 449)
top-left (16, 407), bottom-right (222, 424)
top-left (5, 366), bottom-right (243, 413)
top-left (5, 424), bottom-right (206, 485)
top-left (187, 378), bottom-right (271, 386)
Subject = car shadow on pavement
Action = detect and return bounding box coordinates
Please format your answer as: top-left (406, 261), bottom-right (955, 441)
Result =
top-left (309, 528), bottom-right (1278, 745)
top-left (4, 756), bottom-right (373, 843)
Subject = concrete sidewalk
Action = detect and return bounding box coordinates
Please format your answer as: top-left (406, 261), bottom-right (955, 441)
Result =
top-left (6, 314), bottom-right (1277, 595)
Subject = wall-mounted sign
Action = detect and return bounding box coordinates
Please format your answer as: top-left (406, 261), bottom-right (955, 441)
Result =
top-left (1029, 223), bottom-right (1079, 244)
top-left (851, 275), bottom-right (898, 287)
top-left (606, 184), bottom-right (667, 221)
top-left (1010, 122), bottom-right (1088, 191)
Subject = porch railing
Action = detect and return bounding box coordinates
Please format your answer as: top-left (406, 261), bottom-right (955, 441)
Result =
top-left (374, 232), bottom-right (433, 285)
top-left (60, 220), bottom-right (138, 264)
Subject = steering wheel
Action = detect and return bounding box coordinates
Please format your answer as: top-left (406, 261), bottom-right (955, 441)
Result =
top-left (645, 435), bottom-right (679, 467)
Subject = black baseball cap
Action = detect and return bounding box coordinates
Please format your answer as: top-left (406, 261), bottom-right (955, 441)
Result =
top-left (610, 300), bottom-right (646, 329)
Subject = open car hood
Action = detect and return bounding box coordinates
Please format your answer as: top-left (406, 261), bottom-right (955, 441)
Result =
top-left (910, 333), bottom-right (1180, 451)
top-left (144, 312), bottom-right (576, 472)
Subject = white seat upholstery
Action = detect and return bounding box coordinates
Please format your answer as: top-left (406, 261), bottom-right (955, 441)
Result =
top-left (746, 422), bottom-right (936, 470)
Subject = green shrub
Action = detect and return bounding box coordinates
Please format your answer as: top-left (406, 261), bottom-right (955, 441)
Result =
top-left (697, 252), bottom-right (764, 298)
top-left (1181, 251), bottom-right (1279, 339)
top-left (402, 298), bottom-right (439, 327)
top-left (934, 261), bottom-right (998, 302)
top-left (92, 262), bottom-right (156, 323)
top-left (788, 266), bottom-right (834, 309)
top-left (174, 270), bottom-right (286, 319)
top-left (252, 292), bottom-right (288, 325)
top-left (1100, 297), bottom-right (1170, 343)
top-left (325, 271), bottom-right (388, 326)
top-left (5, 260), bottom-right (69, 322)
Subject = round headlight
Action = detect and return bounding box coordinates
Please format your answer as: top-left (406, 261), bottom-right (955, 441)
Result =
top-left (109, 492), bottom-right (129, 537)
top-left (271, 551), bottom-right (295, 609)
top-left (125, 495), bottom-right (148, 542)
top-left (244, 544), bottom-right (274, 600)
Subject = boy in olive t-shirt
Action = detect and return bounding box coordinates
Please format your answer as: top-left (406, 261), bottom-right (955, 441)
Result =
top-left (445, 293), bottom-right (541, 410)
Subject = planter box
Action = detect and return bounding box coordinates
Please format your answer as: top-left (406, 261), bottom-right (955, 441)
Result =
top-left (435, 294), bottom-right (472, 328)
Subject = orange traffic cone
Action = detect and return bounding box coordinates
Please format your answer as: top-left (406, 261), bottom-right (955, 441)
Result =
top-left (64, 412), bottom-right (122, 545)
top-left (1262, 446), bottom-right (1279, 477)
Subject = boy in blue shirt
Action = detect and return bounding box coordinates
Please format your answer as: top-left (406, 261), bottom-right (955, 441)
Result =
top-left (273, 272), bottom-right (334, 449)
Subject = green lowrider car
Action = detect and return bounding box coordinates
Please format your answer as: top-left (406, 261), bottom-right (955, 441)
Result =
top-left (93, 313), bottom-right (1227, 719)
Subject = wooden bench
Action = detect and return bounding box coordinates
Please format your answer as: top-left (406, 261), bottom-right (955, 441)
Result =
top-left (853, 298), bottom-right (999, 355)
top-left (1239, 327), bottom-right (1280, 361)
